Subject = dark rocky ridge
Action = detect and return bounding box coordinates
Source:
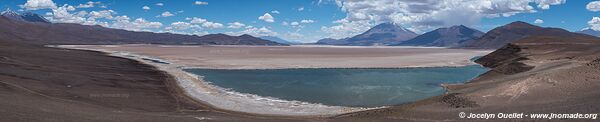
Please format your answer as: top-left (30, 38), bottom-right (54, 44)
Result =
top-left (460, 21), bottom-right (594, 49)
top-left (395, 25), bottom-right (484, 47)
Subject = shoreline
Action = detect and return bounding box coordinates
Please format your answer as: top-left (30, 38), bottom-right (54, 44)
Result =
top-left (55, 45), bottom-right (489, 117)
top-left (59, 46), bottom-right (376, 117)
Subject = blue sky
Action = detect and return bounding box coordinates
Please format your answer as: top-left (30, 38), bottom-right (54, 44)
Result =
top-left (2, 0), bottom-right (600, 42)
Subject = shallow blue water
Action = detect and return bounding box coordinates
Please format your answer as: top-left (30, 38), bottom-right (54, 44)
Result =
top-left (184, 65), bottom-right (488, 107)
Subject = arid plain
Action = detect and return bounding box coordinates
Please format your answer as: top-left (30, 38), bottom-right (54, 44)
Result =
top-left (72, 45), bottom-right (492, 69)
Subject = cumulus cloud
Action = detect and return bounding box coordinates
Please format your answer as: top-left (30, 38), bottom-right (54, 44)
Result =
top-left (587, 1), bottom-right (600, 12)
top-left (588, 17), bottom-right (600, 31)
top-left (194, 1), bottom-right (208, 5)
top-left (239, 26), bottom-right (278, 37)
top-left (66, 5), bottom-right (76, 11)
top-left (290, 21), bottom-right (299, 26)
top-left (168, 22), bottom-right (195, 30)
top-left (202, 21), bottom-right (223, 29)
top-left (187, 17), bottom-right (207, 24)
top-left (21, 0), bottom-right (57, 10)
top-left (112, 16), bottom-right (163, 31)
top-left (142, 6), bottom-right (150, 11)
top-left (47, 5), bottom-right (88, 24)
top-left (258, 13), bottom-right (274, 23)
top-left (536, 0), bottom-right (566, 9)
top-left (228, 22), bottom-right (245, 29)
top-left (320, 0), bottom-right (568, 39)
top-left (300, 19), bottom-right (315, 23)
top-left (534, 19), bottom-right (544, 24)
top-left (158, 11), bottom-right (174, 17)
top-left (155, 3), bottom-right (164, 6)
top-left (298, 7), bottom-right (304, 11)
top-left (77, 1), bottom-right (101, 8)
top-left (88, 10), bottom-right (115, 19)
top-left (271, 10), bottom-right (280, 14)
top-left (185, 17), bottom-right (223, 29)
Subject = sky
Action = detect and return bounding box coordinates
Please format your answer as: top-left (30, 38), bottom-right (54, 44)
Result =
top-left (1, 0), bottom-right (600, 43)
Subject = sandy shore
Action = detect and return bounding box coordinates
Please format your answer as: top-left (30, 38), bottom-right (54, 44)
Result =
top-left (57, 45), bottom-right (491, 117)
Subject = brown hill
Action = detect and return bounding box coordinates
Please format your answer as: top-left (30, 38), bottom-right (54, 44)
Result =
top-left (460, 21), bottom-right (595, 49)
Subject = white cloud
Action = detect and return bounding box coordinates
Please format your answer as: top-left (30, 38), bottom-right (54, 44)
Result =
top-left (194, 1), bottom-right (208, 5)
top-left (155, 3), bottom-right (164, 6)
top-left (88, 10), bottom-right (115, 19)
top-left (290, 21), bottom-right (299, 26)
top-left (271, 10), bottom-right (280, 14)
top-left (187, 17), bottom-right (207, 24)
top-left (587, 1), bottom-right (600, 12)
top-left (258, 13), bottom-right (275, 23)
top-left (534, 19), bottom-right (544, 24)
top-left (66, 5), bottom-right (76, 11)
top-left (111, 16), bottom-right (163, 31)
top-left (47, 5), bottom-right (87, 24)
top-left (168, 21), bottom-right (196, 30)
top-left (21, 0), bottom-right (57, 10)
top-left (184, 17), bottom-right (223, 29)
top-left (298, 7), bottom-right (304, 11)
top-left (40, 3), bottom-right (160, 32)
top-left (237, 26), bottom-right (278, 37)
top-left (202, 21), bottom-right (223, 29)
top-left (536, 0), bottom-right (566, 9)
top-left (321, 20), bottom-right (374, 39)
top-left (320, 0), bottom-right (568, 39)
top-left (281, 21), bottom-right (289, 26)
top-left (588, 17), bottom-right (600, 31)
top-left (228, 22), bottom-right (245, 29)
top-left (159, 11), bottom-right (174, 17)
top-left (77, 1), bottom-right (101, 8)
top-left (142, 6), bottom-right (150, 11)
top-left (300, 19), bottom-right (315, 23)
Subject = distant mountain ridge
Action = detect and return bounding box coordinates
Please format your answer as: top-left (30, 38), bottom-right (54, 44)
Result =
top-left (458, 21), bottom-right (595, 49)
top-left (316, 23), bottom-right (418, 46)
top-left (259, 36), bottom-right (300, 44)
top-left (1, 8), bottom-right (50, 23)
top-left (577, 29), bottom-right (600, 37)
top-left (0, 10), bottom-right (285, 46)
top-left (394, 25), bottom-right (484, 47)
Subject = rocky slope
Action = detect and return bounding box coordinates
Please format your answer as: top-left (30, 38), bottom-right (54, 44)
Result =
top-left (334, 28), bottom-right (600, 121)
top-left (395, 25), bottom-right (484, 47)
top-left (316, 23), bottom-right (418, 46)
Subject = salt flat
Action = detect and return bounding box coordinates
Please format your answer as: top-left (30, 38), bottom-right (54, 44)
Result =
top-left (75, 45), bottom-right (492, 69)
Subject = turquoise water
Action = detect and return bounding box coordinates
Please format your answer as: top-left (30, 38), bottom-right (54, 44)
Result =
top-left (184, 65), bottom-right (488, 107)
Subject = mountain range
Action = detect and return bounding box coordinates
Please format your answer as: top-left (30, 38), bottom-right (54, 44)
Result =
top-left (316, 23), bottom-right (418, 46)
top-left (259, 36), bottom-right (300, 45)
top-left (0, 10), bottom-right (286, 46)
top-left (459, 21), bottom-right (596, 49)
top-left (0, 8), bottom-right (50, 23)
top-left (393, 25), bottom-right (484, 47)
top-left (577, 29), bottom-right (600, 37)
